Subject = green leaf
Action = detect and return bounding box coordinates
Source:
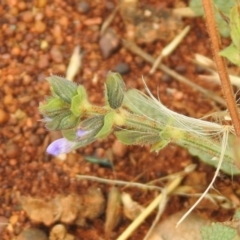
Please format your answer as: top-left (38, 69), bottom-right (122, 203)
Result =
top-left (46, 75), bottom-right (78, 104)
top-left (201, 222), bottom-right (237, 240)
top-left (95, 112), bottom-right (115, 138)
top-left (150, 140), bottom-right (170, 152)
top-left (45, 110), bottom-right (79, 130)
top-left (79, 116), bottom-right (105, 139)
top-left (61, 128), bottom-right (78, 141)
top-left (81, 115), bottom-right (104, 131)
top-left (84, 156), bottom-right (113, 167)
top-left (59, 112), bottom-right (80, 130)
top-left (233, 208), bottom-right (240, 221)
top-left (219, 44), bottom-right (240, 66)
top-left (39, 97), bottom-right (69, 114)
top-left (106, 72), bottom-right (125, 109)
top-left (230, 5), bottom-right (240, 49)
top-left (70, 86), bottom-right (87, 117)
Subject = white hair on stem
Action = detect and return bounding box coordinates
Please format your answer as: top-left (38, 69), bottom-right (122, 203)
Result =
top-left (176, 125), bottom-right (229, 227)
top-left (141, 77), bottom-right (234, 137)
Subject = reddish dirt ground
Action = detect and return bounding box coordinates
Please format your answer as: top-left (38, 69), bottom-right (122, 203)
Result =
top-left (1, 0), bottom-right (240, 239)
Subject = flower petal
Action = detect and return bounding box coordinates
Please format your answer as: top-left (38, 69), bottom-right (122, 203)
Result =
top-left (76, 129), bottom-right (88, 138)
top-left (46, 138), bottom-right (76, 156)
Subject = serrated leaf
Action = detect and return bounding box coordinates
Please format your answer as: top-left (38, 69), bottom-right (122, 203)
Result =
top-left (201, 222), bottom-right (237, 240)
top-left (95, 112), bottom-right (115, 138)
top-left (106, 72), bottom-right (125, 109)
top-left (46, 75), bottom-right (78, 104)
top-left (230, 5), bottom-right (240, 49)
top-left (219, 44), bottom-right (240, 66)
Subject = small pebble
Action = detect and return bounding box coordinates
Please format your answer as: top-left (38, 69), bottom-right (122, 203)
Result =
top-left (99, 28), bottom-right (120, 58)
top-left (16, 228), bottom-right (48, 240)
top-left (6, 144), bottom-right (20, 158)
top-left (29, 135), bottom-right (41, 146)
top-left (175, 65), bottom-right (186, 74)
top-left (11, 47), bottom-right (21, 56)
top-left (0, 216), bottom-right (8, 233)
top-left (161, 73), bottom-right (172, 83)
top-left (40, 40), bottom-right (49, 50)
top-left (21, 11), bottom-right (34, 23)
top-left (50, 46), bottom-right (63, 63)
top-left (34, 21), bottom-right (46, 33)
top-left (22, 74), bottom-right (32, 85)
top-left (0, 109), bottom-right (9, 124)
top-left (37, 0), bottom-right (47, 8)
top-left (112, 140), bottom-right (127, 158)
top-left (77, 1), bottom-right (90, 13)
top-left (113, 62), bottom-right (130, 75)
top-left (17, 1), bottom-right (27, 11)
top-left (38, 54), bottom-right (49, 69)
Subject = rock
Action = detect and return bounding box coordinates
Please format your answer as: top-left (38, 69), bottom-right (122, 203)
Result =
top-left (113, 62), bottom-right (130, 75)
top-left (16, 228), bottom-right (48, 240)
top-left (148, 211), bottom-right (210, 240)
top-left (99, 28), bottom-right (120, 58)
top-left (50, 46), bottom-right (63, 63)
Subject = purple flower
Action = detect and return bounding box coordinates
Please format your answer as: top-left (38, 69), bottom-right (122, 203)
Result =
top-left (47, 138), bottom-right (76, 156)
top-left (47, 129), bottom-right (88, 156)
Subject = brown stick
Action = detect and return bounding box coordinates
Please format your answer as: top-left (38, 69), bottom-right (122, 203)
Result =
top-left (202, 0), bottom-right (240, 136)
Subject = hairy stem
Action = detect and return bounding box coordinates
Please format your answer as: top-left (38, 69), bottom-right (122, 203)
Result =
top-left (202, 0), bottom-right (240, 137)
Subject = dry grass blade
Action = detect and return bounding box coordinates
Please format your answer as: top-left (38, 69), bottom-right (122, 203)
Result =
top-left (194, 53), bottom-right (240, 87)
top-left (122, 40), bottom-right (226, 107)
top-left (172, 7), bottom-right (196, 18)
top-left (66, 45), bottom-right (83, 81)
top-left (143, 189), bottom-right (168, 240)
top-left (76, 174), bottom-right (162, 191)
top-left (116, 176), bottom-right (183, 240)
top-left (100, 5), bottom-right (120, 35)
top-left (105, 187), bottom-right (122, 238)
top-left (150, 25), bottom-right (190, 74)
